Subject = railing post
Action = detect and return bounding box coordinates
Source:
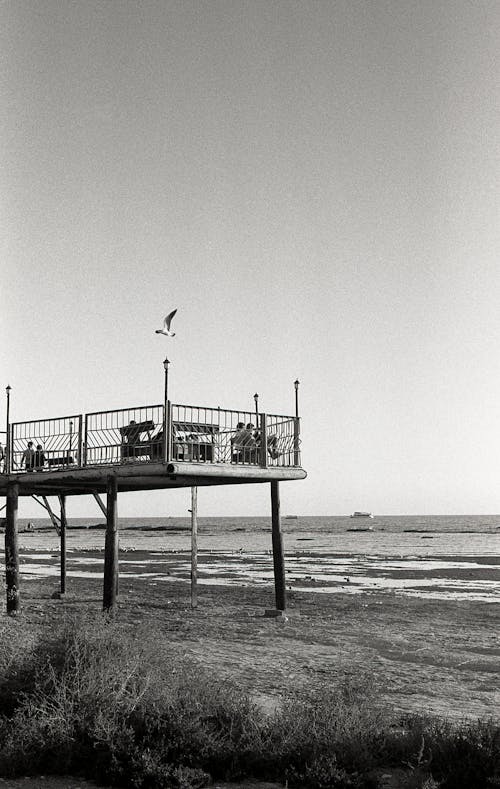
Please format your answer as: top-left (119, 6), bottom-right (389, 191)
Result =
top-left (5, 386), bottom-right (11, 474)
top-left (83, 415), bottom-right (88, 466)
top-left (259, 413), bottom-right (267, 468)
top-left (77, 415), bottom-right (83, 466)
top-left (167, 401), bottom-right (172, 462)
top-left (164, 400), bottom-right (172, 463)
top-left (293, 417), bottom-right (300, 467)
top-left (8, 425), bottom-right (13, 474)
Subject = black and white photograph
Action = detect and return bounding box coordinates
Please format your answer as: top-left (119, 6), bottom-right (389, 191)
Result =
top-left (1, 2), bottom-right (499, 787)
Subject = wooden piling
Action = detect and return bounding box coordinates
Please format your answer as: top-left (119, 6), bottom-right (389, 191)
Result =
top-left (59, 494), bottom-right (67, 595)
top-left (103, 475), bottom-right (118, 612)
top-left (191, 486), bottom-right (198, 608)
top-left (5, 482), bottom-right (20, 615)
top-left (270, 480), bottom-right (286, 611)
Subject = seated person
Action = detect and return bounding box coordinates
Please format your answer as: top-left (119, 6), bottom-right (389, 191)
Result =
top-left (231, 422), bottom-right (246, 462)
top-left (267, 434), bottom-right (280, 459)
top-left (123, 420), bottom-right (142, 443)
top-left (120, 419), bottom-right (154, 459)
top-left (34, 444), bottom-right (46, 471)
top-left (238, 423), bottom-right (257, 462)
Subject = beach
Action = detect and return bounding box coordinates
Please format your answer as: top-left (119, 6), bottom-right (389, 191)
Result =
top-left (3, 515), bottom-right (499, 723)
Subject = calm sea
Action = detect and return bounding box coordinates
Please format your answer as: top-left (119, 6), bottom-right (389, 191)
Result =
top-left (16, 513), bottom-right (500, 536)
top-left (9, 514), bottom-right (500, 603)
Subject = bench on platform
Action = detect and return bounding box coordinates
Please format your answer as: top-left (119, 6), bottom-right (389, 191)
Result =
top-left (172, 421), bottom-right (218, 462)
top-left (47, 454), bottom-right (75, 467)
top-left (119, 420), bottom-right (163, 461)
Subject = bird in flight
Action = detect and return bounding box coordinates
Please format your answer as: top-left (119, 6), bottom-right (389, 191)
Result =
top-left (155, 309), bottom-right (177, 337)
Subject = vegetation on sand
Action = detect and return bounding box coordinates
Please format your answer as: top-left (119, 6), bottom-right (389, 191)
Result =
top-left (0, 616), bottom-right (498, 788)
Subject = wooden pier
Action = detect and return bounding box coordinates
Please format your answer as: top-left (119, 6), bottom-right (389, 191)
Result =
top-left (1, 396), bottom-right (306, 615)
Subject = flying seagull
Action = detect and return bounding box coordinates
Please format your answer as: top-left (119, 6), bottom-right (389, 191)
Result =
top-left (155, 309), bottom-right (177, 337)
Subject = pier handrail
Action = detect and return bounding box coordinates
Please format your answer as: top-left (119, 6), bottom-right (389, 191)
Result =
top-left (8, 400), bottom-right (301, 473)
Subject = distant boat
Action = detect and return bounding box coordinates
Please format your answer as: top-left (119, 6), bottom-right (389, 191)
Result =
top-left (284, 515), bottom-right (298, 520)
top-left (350, 511), bottom-right (374, 518)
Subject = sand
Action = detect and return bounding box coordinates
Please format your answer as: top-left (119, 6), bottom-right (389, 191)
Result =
top-left (4, 545), bottom-right (499, 722)
top-left (1, 545), bottom-right (498, 789)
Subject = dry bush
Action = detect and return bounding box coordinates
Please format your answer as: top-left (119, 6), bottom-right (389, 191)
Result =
top-left (0, 615), bottom-right (499, 789)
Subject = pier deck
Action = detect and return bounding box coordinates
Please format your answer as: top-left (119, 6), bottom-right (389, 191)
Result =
top-left (0, 461), bottom-right (305, 497)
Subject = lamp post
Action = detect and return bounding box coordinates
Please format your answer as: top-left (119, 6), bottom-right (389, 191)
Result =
top-left (5, 385), bottom-right (11, 474)
top-left (254, 392), bottom-right (259, 422)
top-left (293, 380), bottom-right (300, 466)
top-left (163, 358), bottom-right (170, 462)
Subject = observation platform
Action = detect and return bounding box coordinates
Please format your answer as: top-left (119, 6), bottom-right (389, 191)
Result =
top-left (1, 396), bottom-right (305, 616)
top-left (0, 399), bottom-right (305, 496)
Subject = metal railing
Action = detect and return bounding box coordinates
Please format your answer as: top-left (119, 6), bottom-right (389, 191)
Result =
top-left (171, 404), bottom-right (300, 467)
top-left (7, 402), bottom-right (301, 473)
top-left (11, 415), bottom-right (82, 472)
top-left (266, 413), bottom-right (299, 468)
top-left (171, 403), bottom-right (259, 465)
top-left (85, 404), bottom-right (164, 466)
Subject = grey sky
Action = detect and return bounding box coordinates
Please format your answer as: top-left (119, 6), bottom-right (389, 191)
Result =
top-left (2, 1), bottom-right (500, 516)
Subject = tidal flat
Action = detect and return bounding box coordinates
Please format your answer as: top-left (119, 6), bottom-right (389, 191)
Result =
top-left (3, 543), bottom-right (499, 722)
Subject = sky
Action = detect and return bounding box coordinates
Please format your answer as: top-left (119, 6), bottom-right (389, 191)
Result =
top-left (2, 0), bottom-right (500, 518)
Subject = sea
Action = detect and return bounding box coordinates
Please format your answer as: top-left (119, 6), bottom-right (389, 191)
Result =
top-left (10, 514), bottom-right (500, 603)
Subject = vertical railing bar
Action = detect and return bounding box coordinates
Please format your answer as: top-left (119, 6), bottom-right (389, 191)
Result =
top-left (84, 414), bottom-right (88, 466)
top-left (260, 413), bottom-right (267, 468)
top-left (166, 400), bottom-right (171, 462)
top-left (77, 415), bottom-right (82, 466)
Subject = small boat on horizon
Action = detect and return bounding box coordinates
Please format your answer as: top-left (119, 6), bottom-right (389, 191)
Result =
top-left (284, 515), bottom-right (298, 520)
top-left (350, 511), bottom-right (374, 518)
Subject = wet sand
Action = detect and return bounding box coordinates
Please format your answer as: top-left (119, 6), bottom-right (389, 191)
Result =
top-left (3, 545), bottom-right (500, 722)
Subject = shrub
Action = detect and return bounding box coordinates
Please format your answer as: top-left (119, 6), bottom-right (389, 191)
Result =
top-left (262, 677), bottom-right (386, 787)
top-left (0, 616), bottom-right (499, 789)
top-left (398, 715), bottom-right (500, 789)
top-left (0, 615), bottom-right (262, 786)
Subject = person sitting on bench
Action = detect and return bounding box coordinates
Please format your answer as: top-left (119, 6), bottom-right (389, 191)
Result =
top-left (120, 419), bottom-right (155, 459)
top-left (34, 444), bottom-right (46, 471)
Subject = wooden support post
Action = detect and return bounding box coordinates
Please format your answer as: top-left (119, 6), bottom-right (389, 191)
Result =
top-left (103, 476), bottom-right (119, 613)
top-left (269, 480), bottom-right (286, 613)
top-left (5, 482), bottom-right (20, 615)
top-left (191, 486), bottom-right (198, 608)
top-left (59, 494), bottom-right (67, 595)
